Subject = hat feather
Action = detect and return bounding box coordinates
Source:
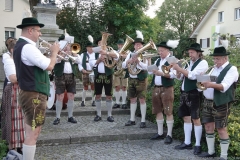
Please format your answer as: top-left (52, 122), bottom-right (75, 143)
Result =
top-left (88, 35), bottom-right (94, 43)
top-left (220, 39), bottom-right (228, 49)
top-left (136, 30), bottom-right (144, 40)
top-left (167, 40), bottom-right (179, 49)
top-left (65, 29), bottom-right (69, 37)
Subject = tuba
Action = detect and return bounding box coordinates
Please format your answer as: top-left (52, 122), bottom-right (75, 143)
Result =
top-left (114, 35), bottom-right (134, 76)
top-left (127, 39), bottom-right (157, 75)
top-left (196, 66), bottom-right (215, 90)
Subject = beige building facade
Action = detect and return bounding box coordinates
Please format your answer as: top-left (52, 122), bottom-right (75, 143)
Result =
top-left (190, 0), bottom-right (240, 55)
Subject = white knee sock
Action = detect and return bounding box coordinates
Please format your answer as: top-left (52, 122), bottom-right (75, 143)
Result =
top-left (184, 123), bottom-right (192, 145)
top-left (130, 103), bottom-right (137, 121)
top-left (157, 119), bottom-right (164, 135)
top-left (55, 100), bottom-right (63, 118)
top-left (121, 90), bottom-right (127, 104)
top-left (115, 91), bottom-right (120, 104)
top-left (140, 103), bottom-right (146, 122)
top-left (82, 89), bottom-right (86, 102)
top-left (95, 100), bottom-right (101, 117)
top-left (106, 99), bottom-right (113, 117)
top-left (206, 133), bottom-right (215, 155)
top-left (194, 125), bottom-right (202, 146)
top-left (23, 144), bottom-right (36, 160)
top-left (220, 139), bottom-right (230, 159)
top-left (166, 120), bottom-right (174, 137)
top-left (91, 90), bottom-right (95, 102)
top-left (67, 100), bottom-right (74, 118)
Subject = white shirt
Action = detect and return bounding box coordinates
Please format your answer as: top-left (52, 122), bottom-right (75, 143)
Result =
top-left (178, 59), bottom-right (208, 91)
top-left (20, 36), bottom-right (50, 70)
top-left (90, 50), bottom-right (119, 74)
top-left (3, 57), bottom-right (16, 82)
top-left (2, 52), bottom-right (11, 64)
top-left (122, 51), bottom-right (148, 78)
top-left (78, 52), bottom-right (96, 71)
top-left (203, 61), bottom-right (239, 100)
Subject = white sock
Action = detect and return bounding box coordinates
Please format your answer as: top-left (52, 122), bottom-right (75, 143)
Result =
top-left (55, 100), bottom-right (63, 118)
top-left (91, 90), bottom-right (95, 102)
top-left (194, 125), bottom-right (202, 146)
top-left (166, 120), bottom-right (174, 137)
top-left (220, 139), bottom-right (230, 159)
top-left (130, 103), bottom-right (137, 121)
top-left (23, 144), bottom-right (36, 160)
top-left (106, 99), bottom-right (113, 117)
top-left (67, 100), bottom-right (74, 118)
top-left (140, 103), bottom-right (146, 122)
top-left (95, 100), bottom-right (101, 117)
top-left (157, 119), bottom-right (164, 135)
top-left (121, 90), bottom-right (127, 104)
top-left (115, 91), bottom-right (120, 104)
top-left (184, 123), bottom-right (192, 145)
top-left (82, 89), bottom-right (86, 102)
top-left (206, 133), bottom-right (215, 155)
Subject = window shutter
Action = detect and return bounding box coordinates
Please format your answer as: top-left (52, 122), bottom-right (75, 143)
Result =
top-left (200, 39), bottom-right (202, 47)
top-left (207, 38), bottom-right (210, 47)
top-left (5, 0), bottom-right (13, 11)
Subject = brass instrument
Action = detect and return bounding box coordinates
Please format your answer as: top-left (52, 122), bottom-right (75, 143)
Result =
top-left (114, 35), bottom-right (134, 76)
top-left (71, 43), bottom-right (81, 54)
top-left (161, 58), bottom-right (190, 75)
top-left (196, 66), bottom-right (215, 90)
top-left (127, 39), bottom-right (157, 75)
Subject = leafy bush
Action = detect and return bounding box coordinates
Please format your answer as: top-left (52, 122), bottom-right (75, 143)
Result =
top-left (0, 131), bottom-right (8, 159)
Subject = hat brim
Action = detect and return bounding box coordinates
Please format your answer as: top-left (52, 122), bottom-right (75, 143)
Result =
top-left (186, 47), bottom-right (204, 52)
top-left (133, 41), bottom-right (145, 44)
top-left (156, 44), bottom-right (172, 49)
top-left (209, 52), bottom-right (230, 56)
top-left (17, 23), bottom-right (44, 29)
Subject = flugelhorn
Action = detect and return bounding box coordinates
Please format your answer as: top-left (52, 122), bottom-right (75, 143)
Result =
top-left (196, 66), bottom-right (215, 90)
top-left (161, 58), bottom-right (190, 75)
top-left (127, 39), bottom-right (157, 75)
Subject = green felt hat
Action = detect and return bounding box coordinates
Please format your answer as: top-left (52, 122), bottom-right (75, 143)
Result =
top-left (156, 42), bottom-right (172, 49)
top-left (17, 17), bottom-right (44, 29)
top-left (186, 43), bottom-right (204, 52)
top-left (210, 46), bottom-right (230, 56)
top-left (117, 39), bottom-right (124, 44)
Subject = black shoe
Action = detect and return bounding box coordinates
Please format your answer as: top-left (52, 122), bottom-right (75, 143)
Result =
top-left (92, 101), bottom-right (96, 106)
top-left (174, 143), bottom-right (192, 150)
top-left (150, 133), bottom-right (165, 140)
top-left (94, 115), bottom-right (102, 122)
top-left (164, 135), bottom-right (173, 144)
top-left (193, 146), bottom-right (202, 155)
top-left (125, 120), bottom-right (136, 126)
top-left (198, 152), bottom-right (216, 158)
top-left (68, 117), bottom-right (77, 123)
top-left (113, 104), bottom-right (120, 109)
top-left (140, 122), bottom-right (146, 128)
top-left (53, 118), bottom-right (60, 125)
top-left (81, 101), bottom-right (85, 107)
top-left (107, 116), bottom-right (114, 122)
top-left (121, 104), bottom-right (127, 109)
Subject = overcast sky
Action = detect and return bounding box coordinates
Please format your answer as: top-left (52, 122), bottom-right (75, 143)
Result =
top-left (145, 0), bottom-right (164, 18)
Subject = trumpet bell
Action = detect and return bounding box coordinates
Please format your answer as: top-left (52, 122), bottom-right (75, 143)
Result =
top-left (196, 82), bottom-right (207, 90)
top-left (161, 65), bottom-right (171, 74)
top-left (71, 43), bottom-right (81, 54)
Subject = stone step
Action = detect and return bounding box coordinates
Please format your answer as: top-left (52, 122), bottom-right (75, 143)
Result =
top-left (37, 114), bottom-right (157, 146)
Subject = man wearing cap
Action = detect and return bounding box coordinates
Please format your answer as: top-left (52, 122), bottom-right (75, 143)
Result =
top-left (172, 43), bottom-right (208, 155)
top-left (89, 35), bottom-right (119, 122)
top-left (53, 34), bottom-right (81, 125)
top-left (78, 35), bottom-right (97, 107)
top-left (198, 46), bottom-right (238, 160)
top-left (149, 41), bottom-right (178, 144)
top-left (112, 39), bottom-right (128, 109)
top-left (13, 17), bottom-right (60, 160)
top-left (122, 30), bottom-right (149, 128)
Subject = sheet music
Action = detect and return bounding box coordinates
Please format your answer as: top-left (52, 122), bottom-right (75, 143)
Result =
top-left (147, 64), bottom-right (158, 72)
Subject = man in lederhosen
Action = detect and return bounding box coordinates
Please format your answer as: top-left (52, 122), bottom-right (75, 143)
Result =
top-left (78, 35), bottom-right (97, 107)
top-left (149, 41), bottom-right (178, 144)
top-left (89, 36), bottom-right (119, 122)
top-left (112, 39), bottom-right (128, 109)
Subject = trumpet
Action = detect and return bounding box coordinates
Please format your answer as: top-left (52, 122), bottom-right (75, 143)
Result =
top-left (196, 66), bottom-right (215, 90)
top-left (161, 58), bottom-right (190, 75)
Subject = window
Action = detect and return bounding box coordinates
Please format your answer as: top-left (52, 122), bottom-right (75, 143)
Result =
top-left (235, 8), bottom-right (240, 20)
top-left (218, 11), bottom-right (224, 23)
top-left (5, 28), bottom-right (15, 41)
top-left (200, 38), bottom-right (210, 49)
top-left (5, 0), bottom-right (13, 11)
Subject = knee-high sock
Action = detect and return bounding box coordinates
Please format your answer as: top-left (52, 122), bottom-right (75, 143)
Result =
top-left (55, 100), bottom-right (63, 118)
top-left (157, 119), bottom-right (164, 135)
top-left (91, 90), bottom-right (95, 102)
top-left (184, 123), bottom-right (192, 145)
top-left (22, 144), bottom-right (36, 160)
top-left (220, 139), bottom-right (230, 159)
top-left (67, 100), bottom-right (74, 118)
top-left (95, 99), bottom-right (101, 117)
top-left (130, 103), bottom-right (137, 121)
top-left (106, 99), bottom-right (113, 117)
top-left (206, 133), bottom-right (215, 155)
top-left (194, 125), bottom-right (202, 146)
top-left (140, 103), bottom-right (146, 122)
top-left (121, 90), bottom-right (127, 104)
top-left (115, 91), bottom-right (120, 104)
top-left (82, 89), bottom-right (86, 102)
top-left (166, 120), bottom-right (174, 137)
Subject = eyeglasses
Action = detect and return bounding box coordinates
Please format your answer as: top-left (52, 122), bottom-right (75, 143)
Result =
top-left (32, 28), bottom-right (41, 33)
